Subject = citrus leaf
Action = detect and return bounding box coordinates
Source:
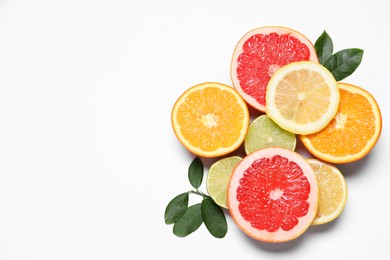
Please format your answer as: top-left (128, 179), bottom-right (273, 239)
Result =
top-left (164, 192), bottom-right (189, 224)
top-left (188, 157), bottom-right (204, 189)
top-left (173, 203), bottom-right (203, 237)
top-left (315, 30), bottom-right (333, 64)
top-left (201, 197), bottom-right (227, 238)
top-left (324, 48), bottom-right (364, 81)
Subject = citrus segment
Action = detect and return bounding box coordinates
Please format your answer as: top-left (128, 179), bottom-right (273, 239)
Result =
top-left (171, 82), bottom-right (250, 158)
top-left (301, 83), bottom-right (382, 163)
top-left (244, 115), bottom-right (296, 154)
top-left (266, 61), bottom-right (339, 135)
top-left (231, 26), bottom-right (318, 112)
top-left (227, 147), bottom-right (318, 242)
top-left (206, 156), bottom-right (242, 209)
top-left (307, 159), bottom-right (348, 225)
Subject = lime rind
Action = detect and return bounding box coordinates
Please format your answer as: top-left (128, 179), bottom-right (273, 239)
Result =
top-left (244, 115), bottom-right (296, 154)
top-left (206, 156), bottom-right (242, 209)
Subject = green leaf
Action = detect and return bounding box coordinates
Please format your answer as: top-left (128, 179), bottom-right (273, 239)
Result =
top-left (201, 197), bottom-right (227, 238)
top-left (188, 157), bottom-right (204, 189)
top-left (324, 48), bottom-right (364, 81)
top-left (164, 192), bottom-right (189, 224)
top-left (315, 30), bottom-right (333, 64)
top-left (173, 203), bottom-right (203, 237)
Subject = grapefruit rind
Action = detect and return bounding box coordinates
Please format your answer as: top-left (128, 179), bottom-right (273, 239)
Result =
top-left (231, 26), bottom-right (318, 112)
top-left (227, 147), bottom-right (319, 243)
top-left (266, 61), bottom-right (340, 135)
top-left (171, 82), bottom-right (250, 158)
top-left (300, 83), bottom-right (382, 163)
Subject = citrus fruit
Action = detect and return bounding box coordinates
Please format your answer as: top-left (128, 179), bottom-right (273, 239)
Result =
top-left (171, 82), bottom-right (250, 158)
top-left (206, 156), bottom-right (242, 209)
top-left (244, 115), bottom-right (296, 154)
top-left (301, 83), bottom-right (382, 163)
top-left (266, 61), bottom-right (340, 135)
top-left (230, 26), bottom-right (318, 112)
top-left (227, 147), bottom-right (318, 243)
top-left (307, 159), bottom-right (348, 225)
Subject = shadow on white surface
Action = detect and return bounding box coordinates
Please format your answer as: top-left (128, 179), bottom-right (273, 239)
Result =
top-left (238, 228), bottom-right (305, 252)
top-left (233, 216), bottom-right (341, 252)
top-left (337, 150), bottom-right (374, 177)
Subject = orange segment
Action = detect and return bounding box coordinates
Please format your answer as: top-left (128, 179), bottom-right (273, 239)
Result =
top-left (301, 83), bottom-right (382, 163)
top-left (171, 82), bottom-right (250, 158)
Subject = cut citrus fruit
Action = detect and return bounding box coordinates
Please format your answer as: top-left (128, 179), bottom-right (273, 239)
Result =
top-left (231, 26), bottom-right (318, 112)
top-left (301, 83), bottom-right (382, 163)
top-left (171, 82), bottom-right (250, 158)
top-left (244, 115), bottom-right (296, 154)
top-left (227, 147), bottom-right (318, 243)
top-left (266, 61), bottom-right (340, 135)
top-left (206, 156), bottom-right (242, 209)
top-left (307, 159), bottom-right (348, 225)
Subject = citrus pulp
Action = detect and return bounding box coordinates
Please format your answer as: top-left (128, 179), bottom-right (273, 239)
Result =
top-left (227, 147), bottom-right (318, 242)
top-left (231, 26), bottom-right (318, 112)
top-left (171, 82), bottom-right (250, 158)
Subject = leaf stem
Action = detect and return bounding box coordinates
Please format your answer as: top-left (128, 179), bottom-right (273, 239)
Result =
top-left (189, 189), bottom-right (208, 198)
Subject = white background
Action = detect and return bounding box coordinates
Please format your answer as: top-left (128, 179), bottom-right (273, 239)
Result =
top-left (0, 0), bottom-right (389, 259)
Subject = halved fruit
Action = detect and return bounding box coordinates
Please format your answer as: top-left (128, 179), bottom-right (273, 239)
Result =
top-left (244, 115), bottom-right (296, 154)
top-left (266, 61), bottom-right (340, 135)
top-left (171, 82), bottom-right (250, 158)
top-left (307, 159), bottom-right (348, 225)
top-left (301, 83), bottom-right (382, 163)
top-left (206, 156), bottom-right (242, 209)
top-left (227, 147), bottom-right (318, 243)
top-left (231, 26), bottom-right (318, 112)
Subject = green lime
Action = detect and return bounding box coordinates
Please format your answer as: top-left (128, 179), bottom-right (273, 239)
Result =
top-left (206, 156), bottom-right (242, 209)
top-left (244, 115), bottom-right (296, 154)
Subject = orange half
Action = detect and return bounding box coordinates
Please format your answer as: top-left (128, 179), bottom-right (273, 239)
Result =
top-left (301, 83), bottom-right (382, 163)
top-left (171, 82), bottom-right (250, 158)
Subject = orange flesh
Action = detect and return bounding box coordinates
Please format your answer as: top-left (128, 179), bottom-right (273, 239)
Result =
top-left (304, 88), bottom-right (376, 157)
top-left (176, 87), bottom-right (246, 152)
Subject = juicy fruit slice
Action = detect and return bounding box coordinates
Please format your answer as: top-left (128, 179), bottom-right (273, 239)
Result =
top-left (231, 26), bottom-right (318, 112)
top-left (244, 115), bottom-right (296, 154)
top-left (307, 159), bottom-right (348, 225)
top-left (266, 61), bottom-right (340, 135)
top-left (171, 82), bottom-right (250, 158)
top-left (227, 147), bottom-right (318, 243)
top-left (301, 83), bottom-right (382, 163)
top-left (206, 156), bottom-right (242, 209)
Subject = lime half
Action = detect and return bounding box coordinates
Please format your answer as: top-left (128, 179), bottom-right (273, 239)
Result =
top-left (206, 156), bottom-right (242, 209)
top-left (244, 115), bottom-right (296, 154)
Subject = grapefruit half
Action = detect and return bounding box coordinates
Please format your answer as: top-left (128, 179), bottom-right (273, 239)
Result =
top-left (231, 26), bottom-right (318, 112)
top-left (227, 147), bottom-right (318, 243)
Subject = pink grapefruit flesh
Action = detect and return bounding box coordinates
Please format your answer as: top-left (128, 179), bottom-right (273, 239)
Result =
top-left (231, 26), bottom-right (318, 112)
top-left (227, 147), bottom-right (318, 243)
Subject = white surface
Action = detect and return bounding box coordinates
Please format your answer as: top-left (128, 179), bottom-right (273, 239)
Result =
top-left (0, 0), bottom-right (388, 259)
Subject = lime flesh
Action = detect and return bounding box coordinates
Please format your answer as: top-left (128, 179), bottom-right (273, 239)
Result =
top-left (206, 156), bottom-right (242, 208)
top-left (245, 115), bottom-right (296, 154)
